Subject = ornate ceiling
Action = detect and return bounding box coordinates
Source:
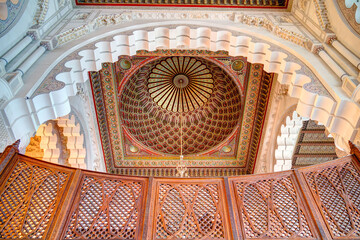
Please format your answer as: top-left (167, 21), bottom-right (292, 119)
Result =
top-left (120, 56), bottom-right (242, 156)
top-left (75, 0), bottom-right (289, 8)
top-left (90, 50), bottom-right (275, 176)
top-left (292, 120), bottom-right (337, 167)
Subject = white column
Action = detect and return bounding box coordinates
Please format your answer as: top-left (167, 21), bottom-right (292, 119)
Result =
top-left (318, 49), bottom-right (348, 80)
top-left (331, 40), bottom-right (360, 70)
top-left (0, 36), bottom-right (33, 66)
top-left (15, 45), bottom-right (46, 76)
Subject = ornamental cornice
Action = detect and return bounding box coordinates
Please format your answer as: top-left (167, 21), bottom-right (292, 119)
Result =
top-left (53, 10), bottom-right (313, 51)
top-left (32, 0), bottom-right (50, 25)
top-left (312, 0), bottom-right (331, 30)
top-left (234, 13), bottom-right (311, 48)
top-left (337, 0), bottom-right (360, 36)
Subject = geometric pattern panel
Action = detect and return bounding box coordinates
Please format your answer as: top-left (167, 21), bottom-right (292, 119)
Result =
top-left (230, 172), bottom-right (319, 239)
top-left (5, 143), bottom-right (360, 239)
top-left (91, 49), bottom-right (275, 176)
top-left (152, 179), bottom-right (231, 239)
top-left (120, 56), bottom-right (242, 156)
top-left (148, 56), bottom-right (214, 113)
top-left (0, 156), bottom-right (73, 239)
top-left (299, 159), bottom-right (360, 239)
top-left (62, 173), bottom-right (148, 240)
top-left (75, 0), bottom-right (288, 8)
top-left (292, 120), bottom-right (337, 167)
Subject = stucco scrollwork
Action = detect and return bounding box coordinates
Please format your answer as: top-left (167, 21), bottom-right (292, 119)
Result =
top-left (0, 0), bottom-right (25, 37)
top-left (345, 0), bottom-right (360, 23)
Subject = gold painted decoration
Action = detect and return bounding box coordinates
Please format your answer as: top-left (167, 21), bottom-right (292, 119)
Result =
top-left (231, 60), bottom-right (245, 71)
top-left (222, 146), bottom-right (232, 153)
top-left (91, 51), bottom-right (274, 175)
top-left (148, 57), bottom-right (214, 113)
top-left (129, 145), bottom-right (139, 153)
top-left (119, 56), bottom-right (242, 156)
top-left (119, 59), bottom-right (131, 70)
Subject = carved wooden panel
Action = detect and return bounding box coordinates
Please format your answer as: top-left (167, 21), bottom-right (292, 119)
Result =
top-left (3, 144), bottom-right (360, 239)
top-left (0, 156), bottom-right (74, 239)
top-left (62, 172), bottom-right (148, 240)
top-left (150, 178), bottom-right (232, 240)
top-left (229, 171), bottom-right (319, 239)
top-left (299, 158), bottom-right (360, 239)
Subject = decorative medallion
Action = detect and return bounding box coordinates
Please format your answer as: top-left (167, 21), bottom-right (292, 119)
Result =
top-left (0, 0), bottom-right (26, 37)
top-left (222, 146), bottom-right (232, 153)
top-left (232, 60), bottom-right (245, 71)
top-left (119, 59), bottom-right (131, 70)
top-left (337, 0), bottom-right (360, 36)
top-left (129, 145), bottom-right (139, 153)
top-left (148, 57), bottom-right (214, 113)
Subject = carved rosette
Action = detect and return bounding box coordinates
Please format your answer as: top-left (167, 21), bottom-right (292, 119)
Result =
top-left (148, 57), bottom-right (214, 113)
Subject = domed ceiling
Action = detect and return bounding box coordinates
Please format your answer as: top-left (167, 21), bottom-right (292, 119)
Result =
top-left (119, 56), bottom-right (242, 156)
top-left (90, 50), bottom-right (275, 176)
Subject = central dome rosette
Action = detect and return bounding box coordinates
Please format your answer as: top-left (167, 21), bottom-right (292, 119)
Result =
top-left (119, 56), bottom-right (242, 156)
top-left (148, 57), bottom-right (214, 113)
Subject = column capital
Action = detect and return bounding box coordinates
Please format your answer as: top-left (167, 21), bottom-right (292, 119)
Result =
top-left (325, 35), bottom-right (337, 45)
top-left (40, 42), bottom-right (51, 51)
top-left (313, 45), bottom-right (325, 55)
top-left (40, 38), bottom-right (58, 51)
top-left (26, 30), bottom-right (40, 41)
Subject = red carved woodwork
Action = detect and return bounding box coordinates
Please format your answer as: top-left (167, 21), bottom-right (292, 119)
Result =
top-left (0, 142), bottom-right (360, 239)
top-left (62, 172), bottom-right (148, 239)
top-left (229, 171), bottom-right (319, 239)
top-left (149, 178), bottom-right (232, 239)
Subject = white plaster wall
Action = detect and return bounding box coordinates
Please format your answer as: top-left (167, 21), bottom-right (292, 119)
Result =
top-left (44, 0), bottom-right (59, 23)
top-left (327, 0), bottom-right (360, 57)
top-left (5, 21), bottom-right (357, 153)
top-left (0, 0), bottom-right (37, 56)
top-left (1, 7), bottom-right (359, 166)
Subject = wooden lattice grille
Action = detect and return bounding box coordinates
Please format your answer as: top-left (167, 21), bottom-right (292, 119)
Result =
top-left (1, 143), bottom-right (360, 239)
top-left (62, 173), bottom-right (147, 239)
top-left (299, 158), bottom-right (360, 239)
top-left (152, 179), bottom-right (230, 239)
top-left (0, 155), bottom-right (74, 239)
top-left (230, 172), bottom-right (318, 239)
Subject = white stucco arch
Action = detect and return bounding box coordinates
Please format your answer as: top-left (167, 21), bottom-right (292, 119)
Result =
top-left (274, 111), bottom-right (304, 172)
top-left (3, 21), bottom-right (360, 154)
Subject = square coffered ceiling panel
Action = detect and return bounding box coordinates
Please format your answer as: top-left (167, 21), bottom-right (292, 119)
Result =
top-left (75, 0), bottom-right (289, 8)
top-left (90, 50), bottom-right (274, 176)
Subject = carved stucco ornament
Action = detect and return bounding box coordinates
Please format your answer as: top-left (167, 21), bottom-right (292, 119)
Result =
top-left (345, 0), bottom-right (360, 23)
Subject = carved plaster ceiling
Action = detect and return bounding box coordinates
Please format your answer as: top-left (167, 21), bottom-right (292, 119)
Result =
top-left (91, 50), bottom-right (274, 176)
top-left (292, 120), bottom-right (337, 167)
top-left (337, 0), bottom-right (360, 36)
top-left (0, 0), bottom-right (25, 37)
top-left (120, 56), bottom-right (241, 156)
top-left (75, 0), bottom-right (289, 8)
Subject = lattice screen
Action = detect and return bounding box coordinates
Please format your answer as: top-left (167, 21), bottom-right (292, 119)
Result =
top-left (152, 179), bottom-right (230, 240)
top-left (300, 159), bottom-right (360, 238)
top-left (0, 157), bottom-right (73, 239)
top-left (1, 145), bottom-right (360, 239)
top-left (230, 172), bottom-right (318, 239)
top-left (62, 173), bottom-right (147, 240)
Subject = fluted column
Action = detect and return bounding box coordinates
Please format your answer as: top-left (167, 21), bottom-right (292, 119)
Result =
top-left (316, 47), bottom-right (348, 81)
top-left (15, 45), bottom-right (46, 76)
top-left (0, 35), bottom-right (33, 66)
top-left (329, 38), bottom-right (360, 71)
